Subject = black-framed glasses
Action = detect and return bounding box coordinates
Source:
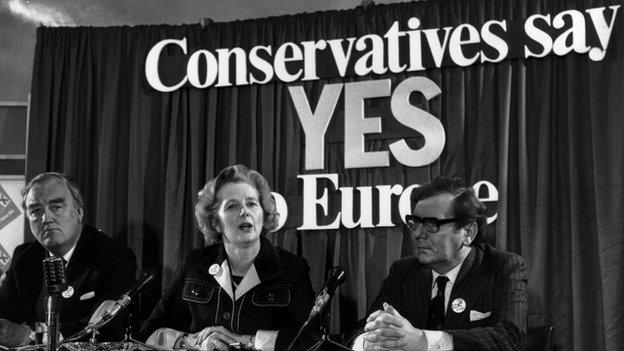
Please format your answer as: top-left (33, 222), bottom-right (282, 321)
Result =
top-left (405, 215), bottom-right (460, 233)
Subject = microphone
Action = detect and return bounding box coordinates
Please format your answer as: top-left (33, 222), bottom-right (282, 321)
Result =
top-left (105, 270), bottom-right (155, 318)
top-left (42, 256), bottom-right (66, 351)
top-left (42, 256), bottom-right (67, 294)
top-left (62, 270), bottom-right (155, 343)
top-left (286, 267), bottom-right (347, 351)
top-left (308, 266), bottom-right (346, 319)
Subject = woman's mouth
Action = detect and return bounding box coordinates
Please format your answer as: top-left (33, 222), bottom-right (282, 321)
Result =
top-left (239, 223), bottom-right (253, 230)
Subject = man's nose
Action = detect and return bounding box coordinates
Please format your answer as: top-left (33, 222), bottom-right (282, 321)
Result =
top-left (42, 208), bottom-right (54, 223)
top-left (411, 226), bottom-right (427, 239)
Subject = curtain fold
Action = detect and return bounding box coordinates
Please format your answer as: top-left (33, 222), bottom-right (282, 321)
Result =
top-left (27, 0), bottom-right (624, 349)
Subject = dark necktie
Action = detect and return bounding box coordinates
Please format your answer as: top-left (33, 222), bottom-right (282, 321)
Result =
top-left (427, 276), bottom-right (449, 330)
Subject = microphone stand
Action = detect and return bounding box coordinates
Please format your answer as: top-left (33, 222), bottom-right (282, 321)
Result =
top-left (305, 307), bottom-right (352, 351)
top-left (45, 295), bottom-right (62, 351)
top-left (62, 270), bottom-right (156, 345)
top-left (121, 309), bottom-right (166, 351)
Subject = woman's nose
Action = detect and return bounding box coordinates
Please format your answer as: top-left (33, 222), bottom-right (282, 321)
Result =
top-left (239, 205), bottom-right (250, 217)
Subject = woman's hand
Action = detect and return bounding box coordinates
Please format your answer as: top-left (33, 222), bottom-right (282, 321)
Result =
top-left (191, 326), bottom-right (253, 351)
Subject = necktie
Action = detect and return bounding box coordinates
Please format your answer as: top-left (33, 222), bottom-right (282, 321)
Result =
top-left (427, 276), bottom-right (449, 330)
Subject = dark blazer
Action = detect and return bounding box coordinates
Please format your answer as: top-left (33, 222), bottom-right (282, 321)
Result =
top-left (362, 244), bottom-right (527, 351)
top-left (0, 225), bottom-right (137, 341)
top-left (141, 236), bottom-right (318, 351)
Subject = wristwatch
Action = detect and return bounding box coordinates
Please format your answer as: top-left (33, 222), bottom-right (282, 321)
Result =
top-left (246, 334), bottom-right (256, 349)
top-left (174, 333), bottom-right (190, 349)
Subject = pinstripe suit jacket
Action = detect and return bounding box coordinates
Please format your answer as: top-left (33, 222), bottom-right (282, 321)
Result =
top-left (365, 244), bottom-right (527, 351)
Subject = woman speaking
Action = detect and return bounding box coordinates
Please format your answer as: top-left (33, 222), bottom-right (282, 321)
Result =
top-left (142, 165), bottom-right (317, 351)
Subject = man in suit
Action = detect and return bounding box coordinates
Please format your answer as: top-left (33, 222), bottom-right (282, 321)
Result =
top-left (353, 176), bottom-right (527, 351)
top-left (0, 172), bottom-right (137, 345)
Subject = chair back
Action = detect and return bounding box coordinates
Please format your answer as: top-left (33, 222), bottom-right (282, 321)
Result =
top-left (523, 326), bottom-right (553, 351)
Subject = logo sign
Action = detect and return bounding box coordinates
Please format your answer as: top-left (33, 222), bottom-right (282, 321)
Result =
top-left (0, 185), bottom-right (20, 231)
top-left (0, 244), bottom-right (10, 273)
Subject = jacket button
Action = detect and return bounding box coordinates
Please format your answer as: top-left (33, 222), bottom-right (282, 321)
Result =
top-left (190, 290), bottom-right (198, 297)
top-left (267, 293), bottom-right (275, 303)
top-left (223, 312), bottom-right (231, 320)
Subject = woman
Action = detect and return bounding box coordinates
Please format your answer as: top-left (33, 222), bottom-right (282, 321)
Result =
top-left (142, 165), bottom-right (317, 351)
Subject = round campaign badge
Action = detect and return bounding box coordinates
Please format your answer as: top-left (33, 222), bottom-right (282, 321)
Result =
top-left (209, 263), bottom-right (220, 276)
top-left (62, 286), bottom-right (74, 299)
top-left (451, 298), bottom-right (466, 313)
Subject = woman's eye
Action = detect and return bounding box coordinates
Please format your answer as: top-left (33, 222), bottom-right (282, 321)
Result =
top-left (247, 201), bottom-right (258, 207)
top-left (226, 203), bottom-right (237, 210)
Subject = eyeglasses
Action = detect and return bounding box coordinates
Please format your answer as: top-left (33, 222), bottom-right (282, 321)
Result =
top-left (405, 215), bottom-right (460, 233)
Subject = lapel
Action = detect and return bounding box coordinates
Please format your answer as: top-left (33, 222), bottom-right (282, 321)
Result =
top-left (403, 263), bottom-right (432, 329)
top-left (252, 236), bottom-right (284, 284)
top-left (65, 227), bottom-right (91, 281)
top-left (22, 243), bottom-right (46, 320)
top-left (62, 227), bottom-right (95, 315)
top-left (444, 246), bottom-right (488, 329)
top-left (197, 243), bottom-right (231, 298)
top-left (235, 265), bottom-right (260, 299)
top-left (195, 237), bottom-right (284, 302)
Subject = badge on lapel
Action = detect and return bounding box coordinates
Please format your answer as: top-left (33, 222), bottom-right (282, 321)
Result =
top-left (62, 286), bottom-right (74, 299)
top-left (209, 263), bottom-right (221, 276)
top-left (451, 298), bottom-right (466, 313)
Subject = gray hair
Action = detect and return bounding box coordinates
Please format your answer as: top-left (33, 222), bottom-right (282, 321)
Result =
top-left (22, 172), bottom-right (85, 212)
top-left (195, 165), bottom-right (279, 244)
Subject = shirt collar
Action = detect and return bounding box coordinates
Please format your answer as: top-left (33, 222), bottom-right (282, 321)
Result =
top-left (47, 243), bottom-right (77, 264)
top-left (431, 251), bottom-right (469, 289)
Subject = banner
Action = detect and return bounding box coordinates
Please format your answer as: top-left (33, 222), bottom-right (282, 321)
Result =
top-left (146, 5), bottom-right (620, 90)
top-left (27, 0), bottom-right (624, 348)
top-left (0, 176), bottom-right (24, 273)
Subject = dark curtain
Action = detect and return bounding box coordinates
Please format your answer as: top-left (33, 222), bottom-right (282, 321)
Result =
top-left (27, 0), bottom-right (624, 349)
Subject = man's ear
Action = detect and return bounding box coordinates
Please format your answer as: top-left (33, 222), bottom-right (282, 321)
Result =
top-left (463, 222), bottom-right (478, 245)
top-left (77, 207), bottom-right (84, 223)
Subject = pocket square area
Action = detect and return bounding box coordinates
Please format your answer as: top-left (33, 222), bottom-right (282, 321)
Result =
top-left (79, 291), bottom-right (96, 301)
top-left (469, 310), bottom-right (491, 321)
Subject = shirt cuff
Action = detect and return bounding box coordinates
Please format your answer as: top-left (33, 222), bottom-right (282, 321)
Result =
top-left (254, 330), bottom-right (279, 351)
top-left (351, 333), bottom-right (366, 351)
top-left (145, 328), bottom-right (185, 348)
top-left (423, 330), bottom-right (454, 350)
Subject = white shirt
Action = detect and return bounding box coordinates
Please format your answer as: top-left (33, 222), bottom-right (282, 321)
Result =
top-left (47, 244), bottom-right (77, 265)
top-left (431, 259), bottom-right (463, 314)
top-left (353, 251), bottom-right (470, 351)
top-left (62, 244), bottom-right (76, 264)
top-left (423, 253), bottom-right (469, 350)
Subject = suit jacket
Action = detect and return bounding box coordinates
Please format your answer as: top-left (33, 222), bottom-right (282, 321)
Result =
top-left (141, 236), bottom-right (318, 351)
top-left (0, 225), bottom-right (137, 341)
top-left (362, 244), bottom-right (527, 351)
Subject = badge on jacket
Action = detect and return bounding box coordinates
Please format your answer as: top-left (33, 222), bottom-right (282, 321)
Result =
top-left (62, 286), bottom-right (74, 299)
top-left (209, 264), bottom-right (221, 276)
top-left (451, 298), bottom-right (466, 313)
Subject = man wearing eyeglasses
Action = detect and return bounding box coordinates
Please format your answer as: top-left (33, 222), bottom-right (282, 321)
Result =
top-left (352, 176), bottom-right (527, 351)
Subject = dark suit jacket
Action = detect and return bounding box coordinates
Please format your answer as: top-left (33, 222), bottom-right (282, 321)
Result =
top-left (0, 225), bottom-right (137, 341)
top-left (362, 244), bottom-right (527, 351)
top-left (141, 236), bottom-right (318, 351)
